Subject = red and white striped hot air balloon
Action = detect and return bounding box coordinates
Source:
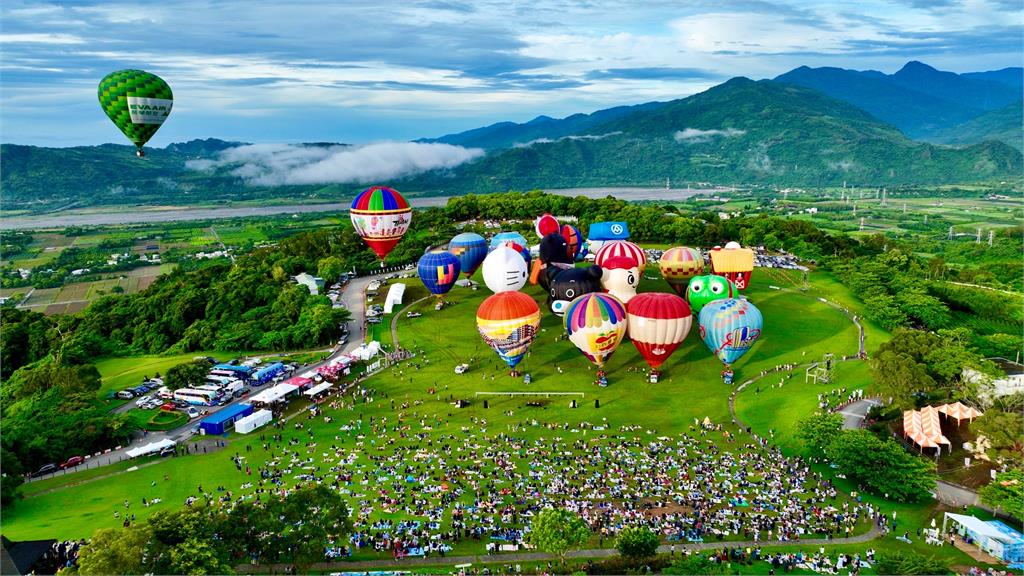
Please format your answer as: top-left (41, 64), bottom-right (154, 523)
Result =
top-left (626, 292), bottom-right (692, 381)
top-left (595, 240), bottom-right (646, 269)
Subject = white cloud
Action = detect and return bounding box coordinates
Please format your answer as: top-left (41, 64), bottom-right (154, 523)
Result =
top-left (674, 128), bottom-right (746, 143)
top-left (513, 131), bottom-right (622, 148)
top-left (187, 141), bottom-right (484, 186)
top-left (0, 33), bottom-right (84, 44)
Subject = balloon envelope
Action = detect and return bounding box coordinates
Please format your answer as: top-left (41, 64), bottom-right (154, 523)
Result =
top-left (686, 274), bottom-right (735, 313)
top-left (477, 292), bottom-right (541, 370)
top-left (417, 251), bottom-right (461, 296)
top-left (561, 224), bottom-right (583, 261)
top-left (698, 298), bottom-right (763, 365)
top-left (595, 240), bottom-right (647, 269)
top-left (350, 186), bottom-right (412, 261)
top-left (626, 293), bottom-right (692, 370)
top-left (448, 233), bottom-right (487, 277)
top-left (659, 247), bottom-right (704, 295)
top-left (98, 69), bottom-right (173, 155)
top-left (482, 245), bottom-right (529, 293)
top-left (535, 213), bottom-right (560, 238)
top-left (564, 292), bottom-right (628, 369)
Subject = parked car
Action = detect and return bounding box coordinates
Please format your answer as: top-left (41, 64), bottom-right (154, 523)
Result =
top-left (60, 456), bottom-right (84, 469)
top-left (173, 399), bottom-right (189, 408)
top-left (116, 390), bottom-right (136, 400)
top-left (407, 312), bottom-right (422, 318)
top-left (160, 402), bottom-right (177, 411)
top-left (159, 446), bottom-right (176, 457)
top-left (186, 407), bottom-right (200, 419)
top-left (135, 395), bottom-right (153, 407)
top-left (33, 463), bottom-right (58, 477)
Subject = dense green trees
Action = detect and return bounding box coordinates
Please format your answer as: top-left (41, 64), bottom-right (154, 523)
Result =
top-left (615, 526), bottom-right (660, 560)
top-left (796, 412), bottom-right (844, 459)
top-left (165, 360), bottom-right (212, 389)
top-left (826, 430), bottom-right (937, 502)
top-left (874, 551), bottom-right (950, 575)
top-left (526, 508), bottom-right (591, 564)
top-left (74, 484), bottom-right (351, 574)
top-left (979, 469), bottom-right (1024, 519)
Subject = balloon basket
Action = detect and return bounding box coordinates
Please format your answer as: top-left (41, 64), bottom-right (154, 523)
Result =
top-left (136, 149), bottom-right (145, 158)
top-left (648, 371), bottom-right (660, 384)
top-left (509, 370), bottom-right (520, 378)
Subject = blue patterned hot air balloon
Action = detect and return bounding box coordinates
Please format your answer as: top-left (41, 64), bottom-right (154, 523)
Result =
top-left (448, 233), bottom-right (487, 278)
top-left (418, 251), bottom-right (461, 297)
top-left (698, 298), bottom-right (763, 366)
top-left (489, 232), bottom-right (531, 265)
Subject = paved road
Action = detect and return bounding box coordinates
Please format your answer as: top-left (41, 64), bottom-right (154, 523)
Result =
top-left (837, 398), bottom-right (882, 429)
top-left (237, 525), bottom-right (882, 573)
top-left (27, 268), bottom-right (395, 482)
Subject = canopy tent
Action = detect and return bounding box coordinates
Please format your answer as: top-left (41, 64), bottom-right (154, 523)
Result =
top-left (281, 376), bottom-right (313, 389)
top-left (349, 341), bottom-right (381, 361)
top-left (902, 407), bottom-right (951, 452)
top-left (936, 401), bottom-right (984, 423)
top-left (249, 383), bottom-right (299, 404)
top-left (125, 438), bottom-right (176, 458)
top-left (384, 283), bottom-right (406, 314)
top-left (943, 513), bottom-right (1024, 562)
top-left (303, 382), bottom-right (334, 397)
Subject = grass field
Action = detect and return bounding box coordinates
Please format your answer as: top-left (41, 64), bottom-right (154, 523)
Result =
top-left (0, 267), bottom-right (1002, 572)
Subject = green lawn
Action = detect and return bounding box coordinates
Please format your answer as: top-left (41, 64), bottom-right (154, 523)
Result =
top-left (0, 267), bottom-right (997, 572)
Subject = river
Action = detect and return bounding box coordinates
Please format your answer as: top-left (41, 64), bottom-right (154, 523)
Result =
top-left (0, 187), bottom-right (726, 230)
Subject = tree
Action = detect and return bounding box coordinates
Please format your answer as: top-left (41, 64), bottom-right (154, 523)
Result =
top-left (76, 525), bottom-right (153, 575)
top-left (796, 412), bottom-right (844, 459)
top-left (874, 551), bottom-right (950, 575)
top-left (165, 360), bottom-right (211, 390)
top-left (979, 469), bottom-right (1024, 519)
top-left (826, 430), bottom-right (937, 502)
top-left (615, 526), bottom-right (660, 560)
top-left (167, 538), bottom-right (235, 575)
top-left (264, 484), bottom-right (352, 573)
top-left (317, 256), bottom-right (346, 283)
top-left (1, 446), bottom-right (24, 506)
top-left (526, 508), bottom-right (591, 564)
top-left (971, 410), bottom-right (1024, 464)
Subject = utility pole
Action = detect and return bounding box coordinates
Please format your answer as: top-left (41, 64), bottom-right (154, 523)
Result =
top-left (880, 188), bottom-right (887, 207)
top-left (948, 226), bottom-right (954, 240)
top-left (902, 202), bottom-right (907, 214)
top-left (859, 217), bottom-right (865, 231)
top-left (852, 203), bottom-right (857, 216)
top-left (976, 228), bottom-right (982, 244)
top-left (924, 214), bottom-right (928, 225)
top-left (988, 230), bottom-right (994, 247)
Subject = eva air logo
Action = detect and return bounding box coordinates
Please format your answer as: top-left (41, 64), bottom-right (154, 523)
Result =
top-left (126, 97), bottom-right (173, 124)
top-left (129, 103), bottom-right (170, 116)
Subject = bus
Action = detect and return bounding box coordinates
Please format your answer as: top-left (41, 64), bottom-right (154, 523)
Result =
top-left (196, 384), bottom-right (227, 397)
top-left (173, 388), bottom-right (218, 406)
top-left (209, 370), bottom-right (237, 378)
top-left (205, 375), bottom-right (232, 386)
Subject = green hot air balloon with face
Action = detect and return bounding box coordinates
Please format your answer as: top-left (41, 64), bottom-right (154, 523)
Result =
top-left (98, 69), bottom-right (173, 157)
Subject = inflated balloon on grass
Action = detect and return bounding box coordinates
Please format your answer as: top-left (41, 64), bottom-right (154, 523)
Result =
top-left (477, 291), bottom-right (541, 374)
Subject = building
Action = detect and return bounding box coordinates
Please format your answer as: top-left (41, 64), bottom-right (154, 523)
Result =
top-left (964, 358), bottom-right (1024, 405)
top-left (943, 513), bottom-right (1024, 563)
top-left (294, 273), bottom-right (325, 295)
top-left (199, 403), bottom-right (254, 435)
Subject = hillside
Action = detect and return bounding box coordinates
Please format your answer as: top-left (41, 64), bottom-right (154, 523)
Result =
top-left (928, 101), bottom-right (1024, 152)
top-left (422, 101), bottom-right (664, 150)
top-left (403, 78), bottom-right (1023, 192)
top-left (774, 62), bottom-right (1021, 139)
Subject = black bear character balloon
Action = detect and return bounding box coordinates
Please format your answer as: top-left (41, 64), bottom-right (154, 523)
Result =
top-left (531, 232), bottom-right (574, 292)
top-left (547, 265), bottom-right (603, 316)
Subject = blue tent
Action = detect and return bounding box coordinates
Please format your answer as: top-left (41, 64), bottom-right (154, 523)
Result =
top-left (199, 403), bottom-right (254, 435)
top-left (254, 362), bottom-right (285, 384)
top-left (587, 221), bottom-right (630, 241)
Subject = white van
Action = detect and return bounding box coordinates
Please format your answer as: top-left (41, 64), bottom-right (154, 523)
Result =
top-left (225, 380), bottom-right (245, 396)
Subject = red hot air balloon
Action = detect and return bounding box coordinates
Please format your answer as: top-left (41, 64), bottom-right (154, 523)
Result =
top-left (626, 292), bottom-right (692, 382)
top-left (349, 186), bottom-right (412, 262)
top-left (535, 213), bottom-right (560, 238)
top-left (595, 240), bottom-right (647, 269)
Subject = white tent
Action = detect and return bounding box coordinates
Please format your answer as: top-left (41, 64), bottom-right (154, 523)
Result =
top-left (350, 341), bottom-right (381, 361)
top-left (943, 513), bottom-right (1016, 543)
top-left (384, 283), bottom-right (406, 314)
top-left (303, 382), bottom-right (334, 397)
top-left (125, 438), bottom-right (176, 458)
top-left (234, 409), bottom-right (273, 434)
top-left (249, 383), bottom-right (297, 404)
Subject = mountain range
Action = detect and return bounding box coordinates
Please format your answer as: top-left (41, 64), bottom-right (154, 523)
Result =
top-left (2, 62), bottom-right (1020, 211)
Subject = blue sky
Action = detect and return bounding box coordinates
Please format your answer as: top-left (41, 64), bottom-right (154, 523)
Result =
top-left (1, 0), bottom-right (1021, 147)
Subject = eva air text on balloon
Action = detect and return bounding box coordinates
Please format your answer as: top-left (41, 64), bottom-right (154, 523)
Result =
top-left (126, 97), bottom-right (172, 124)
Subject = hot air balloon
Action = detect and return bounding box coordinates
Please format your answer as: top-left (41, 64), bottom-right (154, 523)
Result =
top-left (564, 293), bottom-right (628, 383)
top-left (686, 274), bottom-right (735, 313)
top-left (448, 233), bottom-right (487, 278)
top-left (535, 213), bottom-right (560, 238)
top-left (98, 70), bottom-right (173, 157)
top-left (350, 186), bottom-right (412, 263)
top-left (477, 291), bottom-right (541, 375)
top-left (659, 247), bottom-right (704, 295)
top-left (595, 240), bottom-right (647, 269)
top-left (709, 242), bottom-right (755, 290)
top-left (482, 245), bottom-right (529, 293)
top-left (626, 293), bottom-right (692, 382)
top-left (698, 298), bottom-right (763, 377)
top-left (561, 224), bottom-right (583, 261)
top-left (600, 256), bottom-right (639, 304)
top-left (418, 251), bottom-right (461, 299)
top-left (490, 232), bottom-right (531, 265)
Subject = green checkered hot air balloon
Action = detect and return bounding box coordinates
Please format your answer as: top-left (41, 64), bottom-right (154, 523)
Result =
top-left (98, 69), bottom-right (173, 157)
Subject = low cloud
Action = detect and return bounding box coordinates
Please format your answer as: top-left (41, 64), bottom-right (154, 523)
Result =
top-left (186, 142), bottom-right (484, 186)
top-left (673, 128), bottom-right (746, 144)
top-left (513, 131), bottom-right (622, 148)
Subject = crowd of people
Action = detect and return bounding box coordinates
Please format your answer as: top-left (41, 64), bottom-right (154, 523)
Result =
top-left (818, 387), bottom-right (865, 412)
